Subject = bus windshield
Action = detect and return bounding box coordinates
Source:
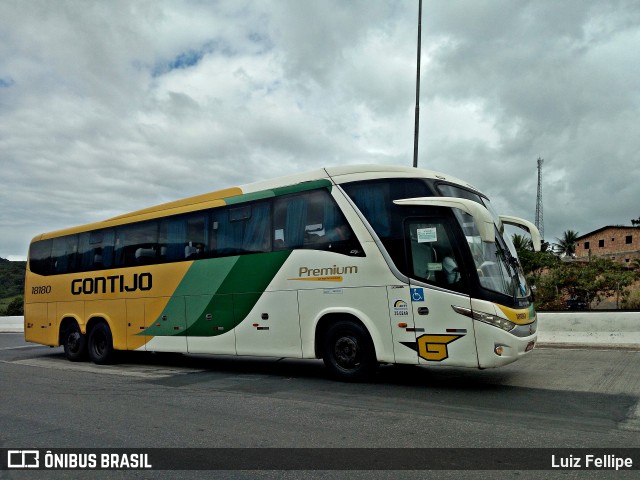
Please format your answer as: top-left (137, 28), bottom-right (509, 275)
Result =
top-left (437, 183), bottom-right (530, 300)
top-left (454, 210), bottom-right (530, 300)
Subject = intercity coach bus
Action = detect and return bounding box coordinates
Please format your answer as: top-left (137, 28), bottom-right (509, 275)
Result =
top-left (25, 165), bottom-right (541, 380)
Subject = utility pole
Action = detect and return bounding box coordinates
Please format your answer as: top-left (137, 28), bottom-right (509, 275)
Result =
top-left (535, 157), bottom-right (544, 240)
top-left (412, 0), bottom-right (422, 168)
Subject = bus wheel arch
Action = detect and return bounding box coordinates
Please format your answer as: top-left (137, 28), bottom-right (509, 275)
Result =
top-left (86, 318), bottom-right (116, 365)
top-left (316, 314), bottom-right (378, 382)
top-left (60, 317), bottom-right (87, 362)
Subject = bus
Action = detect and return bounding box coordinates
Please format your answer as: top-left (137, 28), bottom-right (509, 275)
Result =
top-left (25, 165), bottom-right (541, 381)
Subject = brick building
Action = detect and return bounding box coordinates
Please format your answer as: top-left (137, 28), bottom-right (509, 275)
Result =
top-left (575, 226), bottom-right (640, 265)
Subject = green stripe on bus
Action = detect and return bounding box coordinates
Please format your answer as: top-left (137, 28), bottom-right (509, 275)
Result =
top-left (223, 179), bottom-right (332, 205)
top-left (141, 250), bottom-right (292, 338)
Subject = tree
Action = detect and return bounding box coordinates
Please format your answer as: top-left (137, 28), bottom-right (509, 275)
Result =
top-left (601, 264), bottom-right (638, 309)
top-left (534, 258), bottom-right (639, 310)
top-left (631, 216), bottom-right (640, 226)
top-left (512, 233), bottom-right (532, 251)
top-left (3, 297), bottom-right (23, 316)
top-left (554, 230), bottom-right (579, 257)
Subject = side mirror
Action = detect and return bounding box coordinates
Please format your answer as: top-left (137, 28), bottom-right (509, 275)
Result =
top-left (499, 215), bottom-right (542, 252)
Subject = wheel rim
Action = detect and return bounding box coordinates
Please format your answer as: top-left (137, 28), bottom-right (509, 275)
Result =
top-left (334, 335), bottom-right (360, 369)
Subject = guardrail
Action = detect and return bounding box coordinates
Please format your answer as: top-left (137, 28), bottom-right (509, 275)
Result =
top-left (0, 316), bottom-right (23, 333)
top-left (2, 314), bottom-right (639, 348)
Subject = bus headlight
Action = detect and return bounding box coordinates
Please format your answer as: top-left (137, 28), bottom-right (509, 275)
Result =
top-left (472, 310), bottom-right (516, 332)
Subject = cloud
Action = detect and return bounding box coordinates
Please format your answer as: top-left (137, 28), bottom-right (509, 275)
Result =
top-left (1, 0), bottom-right (639, 260)
top-left (419, 0), bottom-right (640, 240)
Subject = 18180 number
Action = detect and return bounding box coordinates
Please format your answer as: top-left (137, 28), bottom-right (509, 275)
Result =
top-left (32, 285), bottom-right (52, 295)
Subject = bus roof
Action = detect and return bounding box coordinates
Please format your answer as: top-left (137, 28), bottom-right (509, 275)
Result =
top-left (32, 164), bottom-right (483, 241)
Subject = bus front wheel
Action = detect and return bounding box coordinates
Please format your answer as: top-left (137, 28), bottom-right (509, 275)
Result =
top-left (87, 322), bottom-right (115, 365)
top-left (322, 320), bottom-right (377, 382)
top-left (62, 323), bottom-right (87, 362)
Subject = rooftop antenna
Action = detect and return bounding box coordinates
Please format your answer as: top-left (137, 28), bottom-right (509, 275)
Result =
top-left (412, 0), bottom-right (422, 168)
top-left (535, 157), bottom-right (544, 240)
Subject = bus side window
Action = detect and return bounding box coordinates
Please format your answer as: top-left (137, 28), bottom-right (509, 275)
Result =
top-left (273, 196), bottom-right (306, 249)
top-left (211, 208), bottom-right (236, 256)
top-left (51, 235), bottom-right (79, 274)
top-left (211, 201), bottom-right (270, 257)
top-left (29, 239), bottom-right (53, 276)
top-left (78, 229), bottom-right (114, 271)
top-left (405, 219), bottom-right (466, 293)
top-left (273, 189), bottom-right (363, 256)
top-left (101, 229), bottom-right (115, 269)
top-left (161, 212), bottom-right (210, 262)
top-left (115, 221), bottom-right (159, 267)
top-left (185, 212), bottom-right (208, 259)
top-left (343, 179), bottom-right (434, 271)
top-left (160, 216), bottom-right (187, 261)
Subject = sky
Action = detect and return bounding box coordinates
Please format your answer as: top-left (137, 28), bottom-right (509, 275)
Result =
top-left (1, 0), bottom-right (639, 260)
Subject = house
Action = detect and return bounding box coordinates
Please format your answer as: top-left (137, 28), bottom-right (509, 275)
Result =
top-left (575, 226), bottom-right (640, 265)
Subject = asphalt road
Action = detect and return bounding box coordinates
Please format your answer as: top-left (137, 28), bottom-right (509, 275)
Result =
top-left (1, 333), bottom-right (639, 479)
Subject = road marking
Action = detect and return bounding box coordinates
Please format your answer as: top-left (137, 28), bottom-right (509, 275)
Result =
top-left (1, 357), bottom-right (207, 380)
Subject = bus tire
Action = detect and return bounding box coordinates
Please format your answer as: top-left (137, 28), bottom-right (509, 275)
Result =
top-left (322, 320), bottom-right (377, 382)
top-left (87, 322), bottom-right (115, 365)
top-left (62, 323), bottom-right (87, 362)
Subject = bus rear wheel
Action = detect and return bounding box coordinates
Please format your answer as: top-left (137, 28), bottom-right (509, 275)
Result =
top-left (87, 322), bottom-right (115, 365)
top-left (323, 320), bottom-right (377, 382)
top-left (62, 323), bottom-right (87, 362)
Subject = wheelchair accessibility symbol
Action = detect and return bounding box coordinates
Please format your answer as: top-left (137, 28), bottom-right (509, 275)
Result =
top-left (410, 288), bottom-right (425, 302)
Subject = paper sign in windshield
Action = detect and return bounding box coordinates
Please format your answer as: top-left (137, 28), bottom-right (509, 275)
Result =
top-left (417, 227), bottom-right (437, 243)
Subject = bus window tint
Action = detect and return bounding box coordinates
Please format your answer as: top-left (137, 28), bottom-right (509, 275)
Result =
top-left (27, 188), bottom-right (364, 275)
top-left (211, 201), bottom-right (271, 257)
top-left (115, 221), bottom-right (159, 267)
top-left (273, 189), bottom-right (362, 256)
top-left (78, 229), bottom-right (115, 271)
top-left (342, 179), bottom-right (433, 272)
top-left (51, 235), bottom-right (78, 274)
top-left (185, 212), bottom-right (208, 258)
top-left (160, 212), bottom-right (209, 262)
top-left (29, 239), bottom-right (53, 276)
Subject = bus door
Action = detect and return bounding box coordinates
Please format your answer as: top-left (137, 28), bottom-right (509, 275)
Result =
top-left (404, 217), bottom-right (479, 368)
